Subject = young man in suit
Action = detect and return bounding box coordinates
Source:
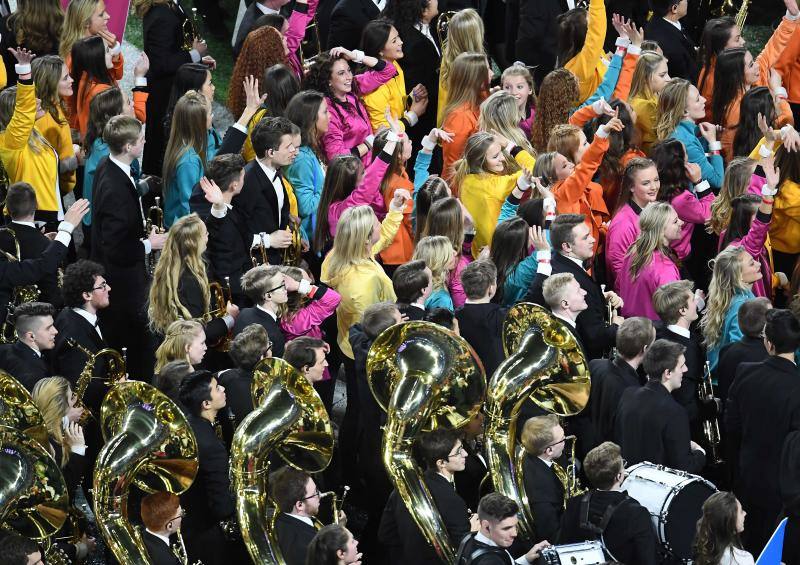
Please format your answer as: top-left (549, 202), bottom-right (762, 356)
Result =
top-left (615, 339), bottom-right (706, 473)
top-left (644, 0), bottom-right (699, 81)
top-left (725, 308), bottom-right (800, 554)
top-left (141, 491), bottom-right (183, 565)
top-left (0, 182), bottom-right (62, 308)
top-left (0, 301), bottom-right (57, 390)
top-left (588, 317), bottom-right (654, 446)
top-left (558, 442), bottom-right (658, 564)
top-left (178, 371), bottom-right (246, 565)
top-left (456, 260), bottom-right (507, 380)
top-left (393, 260), bottom-right (431, 321)
top-left (90, 116), bottom-right (167, 379)
top-left (233, 116), bottom-right (297, 265)
top-left (526, 214), bottom-right (624, 360)
top-left (218, 324), bottom-right (272, 428)
top-left (455, 493), bottom-right (551, 564)
top-left (520, 415), bottom-right (566, 544)
top-left (269, 466), bottom-right (324, 565)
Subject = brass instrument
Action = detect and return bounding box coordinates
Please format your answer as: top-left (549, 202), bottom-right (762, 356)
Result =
top-left (66, 338), bottom-right (127, 425)
top-left (181, 7), bottom-right (203, 52)
top-left (282, 222), bottom-right (303, 267)
top-left (93, 381), bottom-right (199, 564)
top-left (208, 276), bottom-right (233, 352)
top-left (251, 233), bottom-right (268, 268)
top-left (146, 196), bottom-right (164, 276)
top-left (0, 227), bottom-right (41, 343)
top-left (320, 485), bottom-right (350, 525)
top-left (551, 435), bottom-right (587, 508)
top-left (484, 303), bottom-right (590, 541)
top-left (299, 15), bottom-right (322, 72)
top-left (435, 11), bottom-right (457, 47)
top-left (0, 369), bottom-right (50, 448)
top-left (600, 284), bottom-right (617, 358)
top-left (699, 361), bottom-right (724, 465)
top-left (367, 321), bottom-right (486, 563)
top-left (230, 357), bottom-right (334, 564)
top-left (735, 0), bottom-right (750, 28)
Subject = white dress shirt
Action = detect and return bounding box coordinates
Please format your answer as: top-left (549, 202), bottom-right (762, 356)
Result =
top-left (108, 155), bottom-right (151, 255)
top-left (256, 160), bottom-right (285, 217)
top-left (73, 307), bottom-right (103, 339)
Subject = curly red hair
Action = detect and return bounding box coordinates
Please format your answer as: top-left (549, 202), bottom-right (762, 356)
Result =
top-left (227, 26), bottom-right (288, 117)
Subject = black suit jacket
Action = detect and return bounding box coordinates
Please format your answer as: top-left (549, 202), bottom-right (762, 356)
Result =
top-left (178, 269), bottom-right (228, 344)
top-left (587, 357), bottom-right (643, 447)
top-left (655, 323), bottom-right (704, 424)
top-left (397, 24), bottom-right (440, 139)
top-left (615, 380), bottom-right (705, 473)
top-left (716, 336), bottom-right (768, 404)
top-left (142, 530), bottom-right (181, 565)
top-left (0, 240), bottom-right (66, 324)
top-left (232, 161), bottom-right (290, 264)
top-left (456, 302), bottom-right (508, 380)
top-left (525, 253), bottom-right (616, 360)
top-left (726, 356), bottom-right (800, 516)
top-left (644, 16), bottom-right (699, 82)
top-left (558, 490), bottom-right (658, 565)
top-left (515, 0), bottom-right (568, 86)
top-left (0, 341), bottom-right (49, 390)
top-left (398, 303), bottom-right (426, 321)
top-left (202, 206), bottom-right (252, 304)
top-left (328, 0), bottom-right (379, 50)
top-left (273, 512), bottom-right (317, 565)
top-left (216, 367), bottom-right (254, 428)
top-left (0, 222), bottom-right (62, 308)
top-left (455, 439), bottom-right (488, 512)
top-left (522, 454), bottom-right (563, 543)
top-left (232, 307), bottom-right (286, 357)
top-left (379, 470), bottom-right (471, 565)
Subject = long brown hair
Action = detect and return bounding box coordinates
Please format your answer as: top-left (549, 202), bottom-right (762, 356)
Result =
top-left (692, 492), bottom-right (744, 565)
top-left (530, 69), bottom-right (579, 153)
top-left (32, 55), bottom-right (69, 125)
top-left (8, 0), bottom-right (64, 55)
top-left (442, 52), bottom-right (488, 121)
top-left (162, 91), bottom-right (209, 193)
top-left (228, 26), bottom-right (287, 117)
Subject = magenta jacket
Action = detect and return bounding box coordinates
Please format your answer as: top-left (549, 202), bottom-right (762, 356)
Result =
top-left (280, 285), bottom-right (342, 380)
top-left (448, 252), bottom-right (471, 308)
top-left (519, 103), bottom-right (535, 139)
top-left (327, 152), bottom-right (391, 236)
top-left (720, 209), bottom-right (773, 299)
top-left (605, 203), bottom-right (640, 292)
top-left (286, 0), bottom-right (319, 78)
top-left (322, 63), bottom-right (398, 165)
top-left (619, 250), bottom-right (680, 319)
top-left (670, 188), bottom-right (715, 260)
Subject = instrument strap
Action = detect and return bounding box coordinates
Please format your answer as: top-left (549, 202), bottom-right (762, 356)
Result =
top-left (577, 491), bottom-right (628, 535)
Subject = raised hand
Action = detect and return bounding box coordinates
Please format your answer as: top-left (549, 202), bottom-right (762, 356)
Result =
top-left (757, 112), bottom-right (776, 145)
top-left (530, 225), bottom-right (550, 251)
top-left (242, 75), bottom-right (266, 117)
top-left (390, 188), bottom-right (412, 211)
top-left (200, 177), bottom-right (224, 205)
top-left (328, 46), bottom-right (354, 60)
top-left (64, 198), bottom-right (90, 226)
top-left (134, 52), bottom-right (149, 78)
top-left (9, 47), bottom-right (35, 66)
top-left (97, 29), bottom-right (118, 48)
top-left (761, 155), bottom-right (780, 188)
top-left (698, 122), bottom-right (719, 143)
top-left (385, 106), bottom-right (402, 133)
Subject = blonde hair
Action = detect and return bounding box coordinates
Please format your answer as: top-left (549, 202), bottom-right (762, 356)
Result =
top-left (520, 414), bottom-right (559, 456)
top-left (148, 214), bottom-right (211, 334)
top-left (60, 0), bottom-right (101, 59)
top-left (501, 63), bottom-right (534, 95)
top-left (656, 79), bottom-right (691, 141)
top-left (155, 319), bottom-right (203, 373)
top-left (451, 132), bottom-right (514, 190)
top-left (542, 272), bottom-right (577, 310)
top-left (163, 91), bottom-right (209, 192)
top-left (701, 246), bottom-right (750, 349)
top-left (324, 206), bottom-right (377, 285)
top-left (627, 202), bottom-right (675, 280)
top-left (31, 377), bottom-right (71, 466)
top-left (240, 264), bottom-right (286, 316)
top-left (440, 9), bottom-right (485, 95)
top-left (629, 52), bottom-right (668, 101)
top-left (442, 52), bottom-right (488, 121)
top-left (412, 235), bottom-right (455, 292)
top-left (709, 157), bottom-right (756, 235)
top-left (478, 90), bottom-right (533, 154)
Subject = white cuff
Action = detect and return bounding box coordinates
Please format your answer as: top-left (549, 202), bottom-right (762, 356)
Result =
top-left (505, 141), bottom-right (517, 153)
top-left (210, 203), bottom-right (228, 218)
top-left (786, 9), bottom-right (800, 20)
top-left (762, 185), bottom-right (778, 197)
top-left (708, 140), bottom-right (722, 151)
top-left (403, 110), bottom-right (418, 127)
top-left (54, 230), bottom-right (73, 247)
top-left (223, 314), bottom-right (235, 329)
top-left (537, 262), bottom-right (552, 276)
top-left (251, 234), bottom-right (262, 248)
top-left (189, 49), bottom-right (202, 63)
top-left (386, 130), bottom-right (401, 143)
top-left (596, 125), bottom-right (611, 138)
top-left (365, 134), bottom-right (375, 147)
top-left (142, 239), bottom-right (152, 255)
top-left (536, 250), bottom-right (551, 261)
top-left (543, 197), bottom-right (557, 212)
top-left (774, 86), bottom-right (788, 100)
top-left (759, 144), bottom-right (775, 158)
top-left (262, 232), bottom-right (272, 249)
top-left (232, 122), bottom-right (247, 133)
top-left (695, 180), bottom-right (711, 194)
top-left (421, 136), bottom-right (437, 151)
top-left (70, 444), bottom-right (86, 456)
top-left (351, 49), bottom-right (365, 64)
top-left (134, 76), bottom-right (148, 87)
top-left (627, 44), bottom-right (642, 56)
top-left (298, 279), bottom-right (312, 295)
top-left (517, 174), bottom-right (531, 190)
top-left (14, 63), bottom-right (30, 75)
top-left (781, 125), bottom-right (796, 139)
top-left (57, 220), bottom-right (75, 234)
top-left (109, 41), bottom-right (122, 56)
top-left (615, 37), bottom-right (631, 48)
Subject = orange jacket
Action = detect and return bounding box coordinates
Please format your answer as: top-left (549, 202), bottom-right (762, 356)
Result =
top-left (775, 20), bottom-right (800, 103)
top-left (441, 102), bottom-right (479, 185)
top-left (721, 94), bottom-right (793, 161)
top-left (380, 171), bottom-right (415, 265)
top-left (71, 76), bottom-right (147, 136)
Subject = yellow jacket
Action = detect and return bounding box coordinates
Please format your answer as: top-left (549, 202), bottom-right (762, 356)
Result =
top-left (362, 61), bottom-right (407, 132)
top-left (321, 209), bottom-right (402, 358)
top-left (461, 149), bottom-right (536, 257)
top-left (630, 93), bottom-right (658, 154)
top-left (563, 0), bottom-right (607, 104)
top-left (749, 138), bottom-right (800, 253)
top-left (437, 79), bottom-right (447, 127)
top-left (242, 107), bottom-right (267, 162)
top-left (0, 82), bottom-right (60, 213)
top-left (36, 106), bottom-right (76, 194)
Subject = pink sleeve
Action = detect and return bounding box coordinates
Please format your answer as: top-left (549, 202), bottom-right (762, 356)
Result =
top-left (671, 190), bottom-right (714, 225)
top-left (448, 254), bottom-right (471, 308)
top-left (605, 213), bottom-right (637, 289)
top-left (285, 0), bottom-right (317, 53)
top-left (655, 259), bottom-right (681, 286)
top-left (283, 287), bottom-right (342, 333)
top-left (748, 174), bottom-right (766, 195)
top-left (736, 213), bottom-right (771, 258)
top-left (356, 62), bottom-right (399, 95)
top-left (328, 154), bottom-right (391, 236)
top-left (323, 105), bottom-right (350, 161)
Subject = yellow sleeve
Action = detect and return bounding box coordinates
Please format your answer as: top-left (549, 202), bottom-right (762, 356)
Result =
top-left (0, 57), bottom-right (7, 90)
top-left (514, 149), bottom-right (536, 171)
top-left (372, 209), bottom-right (403, 255)
top-left (283, 176), bottom-right (299, 217)
top-left (563, 0), bottom-right (606, 101)
top-left (4, 83), bottom-right (36, 151)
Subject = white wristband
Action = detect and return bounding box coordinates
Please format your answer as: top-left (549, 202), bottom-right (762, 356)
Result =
top-left (775, 86), bottom-right (788, 100)
top-left (536, 250), bottom-right (551, 261)
top-left (386, 130), bottom-right (400, 143)
top-left (543, 197), bottom-right (557, 213)
top-left (517, 174), bottom-right (531, 190)
top-left (298, 279), bottom-right (312, 295)
top-left (351, 49), bottom-right (365, 64)
top-left (262, 232), bottom-right (271, 249)
top-left (596, 125), bottom-right (610, 138)
top-left (14, 63), bottom-right (30, 75)
top-left (786, 9), bottom-right (800, 20)
top-left (762, 185), bottom-right (778, 197)
top-left (421, 136), bottom-right (437, 151)
top-left (627, 44), bottom-right (642, 56)
top-left (615, 37), bottom-right (631, 48)
top-left (695, 180), bottom-right (711, 194)
top-left (403, 110), bottom-right (418, 127)
top-left (759, 144), bottom-right (775, 158)
top-left (134, 76), bottom-right (148, 87)
top-left (781, 125), bottom-right (795, 139)
top-left (365, 134), bottom-right (375, 147)
top-left (109, 41), bottom-right (122, 56)
top-left (708, 140), bottom-right (722, 151)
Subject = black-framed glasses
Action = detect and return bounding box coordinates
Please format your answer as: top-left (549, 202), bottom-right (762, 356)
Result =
top-left (92, 281), bottom-right (109, 291)
top-left (446, 446), bottom-right (467, 459)
top-left (302, 489), bottom-right (321, 501)
top-left (546, 434), bottom-right (575, 449)
top-left (266, 282), bottom-right (286, 294)
top-left (168, 510), bottom-right (185, 522)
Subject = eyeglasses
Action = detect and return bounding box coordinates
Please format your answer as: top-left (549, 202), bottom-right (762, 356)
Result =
top-left (168, 510), bottom-right (185, 522)
top-left (546, 434), bottom-right (575, 449)
top-left (301, 489), bottom-right (321, 501)
top-left (446, 446), bottom-right (467, 459)
top-left (92, 281), bottom-right (109, 291)
top-left (265, 282), bottom-right (286, 294)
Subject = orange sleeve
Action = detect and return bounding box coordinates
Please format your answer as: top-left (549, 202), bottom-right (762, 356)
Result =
top-left (569, 105), bottom-right (598, 128)
top-left (553, 135), bottom-right (609, 209)
top-left (132, 90), bottom-right (148, 124)
top-left (756, 16), bottom-right (798, 87)
top-left (110, 52), bottom-right (125, 81)
top-left (442, 108), bottom-right (477, 181)
top-left (777, 98), bottom-right (795, 128)
top-left (612, 52), bottom-right (639, 101)
top-left (77, 81), bottom-right (109, 136)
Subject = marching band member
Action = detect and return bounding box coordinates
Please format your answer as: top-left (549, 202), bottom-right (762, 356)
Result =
top-left (141, 491), bottom-right (184, 565)
top-left (0, 302), bottom-right (57, 389)
top-left (154, 319), bottom-right (208, 373)
top-left (217, 324), bottom-right (271, 426)
top-left (269, 466), bottom-right (326, 565)
top-left (715, 297), bottom-right (771, 402)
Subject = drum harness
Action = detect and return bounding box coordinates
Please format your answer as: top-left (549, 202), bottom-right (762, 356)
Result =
top-left (578, 490), bottom-right (630, 563)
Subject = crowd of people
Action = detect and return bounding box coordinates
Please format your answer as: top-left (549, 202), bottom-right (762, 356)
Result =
top-left (0, 0), bottom-right (800, 564)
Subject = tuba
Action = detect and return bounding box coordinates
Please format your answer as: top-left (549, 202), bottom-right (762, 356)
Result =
top-left (67, 338), bottom-right (126, 425)
top-left (0, 227), bottom-right (41, 343)
top-left (484, 303), bottom-right (590, 541)
top-left (0, 369), bottom-right (50, 448)
top-left (367, 321), bottom-right (486, 563)
top-left (230, 357), bottom-right (334, 564)
top-left (93, 381), bottom-right (199, 564)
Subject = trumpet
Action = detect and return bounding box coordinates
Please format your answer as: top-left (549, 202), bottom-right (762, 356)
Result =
top-left (208, 276), bottom-right (233, 352)
top-left (181, 7), bottom-right (203, 51)
top-left (251, 233), bottom-right (268, 268)
top-left (146, 196), bottom-right (165, 276)
top-left (699, 361), bottom-right (724, 464)
top-left (320, 485), bottom-right (350, 525)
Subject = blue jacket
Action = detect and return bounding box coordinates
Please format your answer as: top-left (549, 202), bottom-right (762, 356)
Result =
top-left (425, 288), bottom-right (454, 312)
top-left (83, 138), bottom-right (141, 226)
top-left (502, 253), bottom-right (539, 306)
top-left (284, 146), bottom-right (325, 240)
top-left (165, 148), bottom-right (203, 228)
top-left (669, 120), bottom-right (725, 188)
top-left (707, 289), bottom-right (756, 370)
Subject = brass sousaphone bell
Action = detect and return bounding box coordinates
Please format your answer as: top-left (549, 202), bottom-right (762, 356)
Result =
top-left (367, 321), bottom-right (486, 563)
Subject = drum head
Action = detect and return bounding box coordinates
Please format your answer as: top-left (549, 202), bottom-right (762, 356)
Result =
top-left (664, 479), bottom-right (716, 559)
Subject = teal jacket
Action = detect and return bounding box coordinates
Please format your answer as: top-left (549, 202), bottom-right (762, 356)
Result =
top-left (284, 146), bottom-right (325, 241)
top-left (707, 289), bottom-right (756, 370)
top-left (425, 288), bottom-right (455, 312)
top-left (164, 148), bottom-right (203, 228)
top-left (669, 120), bottom-right (725, 188)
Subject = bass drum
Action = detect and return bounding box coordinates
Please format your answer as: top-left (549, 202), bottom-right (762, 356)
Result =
top-left (622, 462), bottom-right (716, 561)
top-left (540, 541), bottom-right (606, 565)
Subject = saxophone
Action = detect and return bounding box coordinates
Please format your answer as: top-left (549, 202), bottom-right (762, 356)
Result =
top-left (699, 361), bottom-right (724, 465)
top-left (0, 227), bottom-right (41, 343)
top-left (67, 339), bottom-right (126, 424)
top-left (282, 222), bottom-right (303, 267)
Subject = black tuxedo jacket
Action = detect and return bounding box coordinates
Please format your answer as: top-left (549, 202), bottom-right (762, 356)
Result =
top-left (522, 454), bottom-right (563, 543)
top-left (456, 302), bottom-right (508, 380)
top-left (379, 470), bottom-right (471, 565)
top-left (0, 222), bottom-right (62, 307)
top-left (615, 380), bottom-right (705, 473)
top-left (588, 357), bottom-right (642, 447)
top-left (455, 439), bottom-right (488, 512)
top-left (558, 490), bottom-right (658, 565)
top-left (716, 336), bottom-right (768, 404)
top-left (232, 161), bottom-right (290, 264)
top-left (0, 341), bottom-right (49, 390)
top-left (51, 440), bottom-right (87, 500)
top-left (274, 512), bottom-right (317, 565)
top-left (726, 356), bottom-right (800, 516)
top-left (525, 253), bottom-right (616, 360)
top-left (216, 367), bottom-right (254, 428)
top-left (397, 24), bottom-right (440, 137)
top-left (644, 16), bottom-right (699, 82)
top-left (232, 307), bottom-right (285, 357)
top-left (142, 530), bottom-right (181, 565)
top-left (0, 240), bottom-right (66, 324)
top-left (178, 269), bottom-right (228, 344)
top-left (655, 323), bottom-right (704, 424)
top-left (328, 0), bottom-right (379, 50)
top-left (515, 0), bottom-right (569, 86)
top-left (203, 206), bottom-right (252, 304)
top-left (398, 303), bottom-right (426, 322)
